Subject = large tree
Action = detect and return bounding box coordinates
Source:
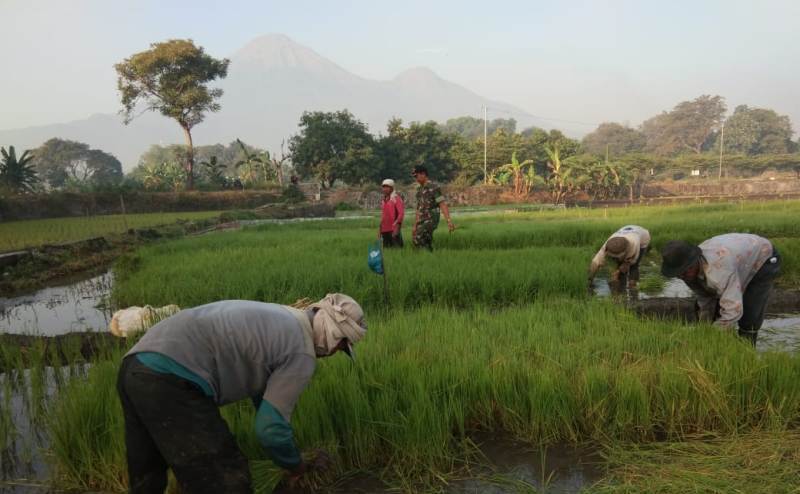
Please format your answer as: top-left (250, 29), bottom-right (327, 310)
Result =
top-left (582, 122), bottom-right (646, 156)
top-left (719, 105), bottom-right (796, 155)
top-left (115, 39), bottom-right (229, 189)
top-left (289, 110), bottom-right (377, 187)
top-left (0, 146), bottom-right (39, 194)
top-left (641, 95), bottom-right (726, 155)
top-left (384, 119), bottom-right (459, 183)
top-left (32, 138), bottom-right (122, 188)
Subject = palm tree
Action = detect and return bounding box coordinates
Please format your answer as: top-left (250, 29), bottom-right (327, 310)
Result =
top-left (0, 146), bottom-right (39, 193)
top-left (497, 152), bottom-right (534, 196)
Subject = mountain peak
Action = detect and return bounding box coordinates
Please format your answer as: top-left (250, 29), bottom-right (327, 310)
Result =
top-left (230, 33), bottom-right (359, 83)
top-left (393, 66), bottom-right (443, 83)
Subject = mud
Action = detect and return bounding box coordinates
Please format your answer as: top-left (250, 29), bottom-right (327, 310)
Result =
top-left (275, 433), bottom-right (602, 494)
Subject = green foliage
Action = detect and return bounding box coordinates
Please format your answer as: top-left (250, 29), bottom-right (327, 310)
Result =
top-left (289, 110), bottom-right (376, 187)
top-left (0, 146), bottom-right (39, 194)
top-left (641, 95), bottom-right (727, 155)
top-left (115, 39), bottom-right (230, 189)
top-left (439, 116), bottom-right (517, 139)
top-left (280, 184), bottom-right (306, 204)
top-left (381, 119), bottom-right (459, 183)
top-left (31, 138), bottom-right (122, 189)
top-left (717, 105), bottom-right (797, 155)
top-left (582, 122), bottom-right (646, 156)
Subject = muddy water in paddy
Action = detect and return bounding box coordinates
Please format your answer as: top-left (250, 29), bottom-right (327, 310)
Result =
top-left (278, 435), bottom-right (602, 494)
top-left (0, 272), bottom-right (113, 336)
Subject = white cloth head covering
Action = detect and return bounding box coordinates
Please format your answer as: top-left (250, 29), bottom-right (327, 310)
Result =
top-left (381, 179), bottom-right (395, 188)
top-left (310, 293), bottom-right (367, 358)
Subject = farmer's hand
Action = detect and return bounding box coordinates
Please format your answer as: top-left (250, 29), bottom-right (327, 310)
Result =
top-left (285, 449), bottom-right (333, 486)
top-left (447, 219), bottom-right (455, 232)
top-left (392, 224), bottom-right (401, 237)
top-left (618, 263), bottom-right (630, 274)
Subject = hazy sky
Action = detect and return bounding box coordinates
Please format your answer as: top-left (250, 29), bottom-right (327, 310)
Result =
top-left (2, 0), bottom-right (799, 134)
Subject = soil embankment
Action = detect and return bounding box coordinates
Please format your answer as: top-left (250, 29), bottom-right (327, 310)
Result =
top-left (631, 288), bottom-right (800, 321)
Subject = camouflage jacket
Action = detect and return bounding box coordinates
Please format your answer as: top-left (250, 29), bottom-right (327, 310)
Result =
top-left (415, 181), bottom-right (444, 222)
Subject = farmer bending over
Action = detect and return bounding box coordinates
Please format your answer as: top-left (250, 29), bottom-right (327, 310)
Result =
top-left (660, 234), bottom-right (780, 344)
top-left (588, 225), bottom-right (651, 288)
top-left (411, 165), bottom-right (454, 251)
top-left (117, 293), bottom-right (367, 493)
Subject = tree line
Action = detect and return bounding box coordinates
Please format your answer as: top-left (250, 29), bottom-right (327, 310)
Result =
top-left (3, 38), bottom-right (799, 201)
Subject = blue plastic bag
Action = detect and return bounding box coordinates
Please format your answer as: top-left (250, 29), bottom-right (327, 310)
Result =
top-left (368, 241), bottom-right (384, 275)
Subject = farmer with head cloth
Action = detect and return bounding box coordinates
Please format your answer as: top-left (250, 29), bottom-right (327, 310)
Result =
top-left (411, 165), bottom-right (455, 251)
top-left (117, 293), bottom-right (367, 493)
top-left (660, 233), bottom-right (780, 345)
top-left (588, 225), bottom-right (651, 287)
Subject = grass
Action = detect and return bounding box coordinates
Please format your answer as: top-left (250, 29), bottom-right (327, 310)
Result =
top-left (46, 302), bottom-right (800, 492)
top-left (4, 199), bottom-right (800, 492)
top-left (0, 211), bottom-right (221, 251)
top-left (112, 200), bottom-right (800, 309)
top-left (591, 431), bottom-right (800, 493)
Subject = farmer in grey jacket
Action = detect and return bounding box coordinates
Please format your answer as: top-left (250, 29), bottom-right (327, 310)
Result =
top-left (117, 293), bottom-right (367, 494)
top-left (661, 234), bottom-right (780, 344)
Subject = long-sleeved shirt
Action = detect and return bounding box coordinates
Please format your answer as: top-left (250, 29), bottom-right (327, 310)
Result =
top-left (380, 194), bottom-right (405, 233)
top-left (128, 301), bottom-right (317, 469)
top-left (589, 225), bottom-right (651, 277)
top-left (686, 233), bottom-right (774, 327)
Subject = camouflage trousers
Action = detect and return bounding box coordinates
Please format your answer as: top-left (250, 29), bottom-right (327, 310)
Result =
top-left (413, 221), bottom-right (435, 251)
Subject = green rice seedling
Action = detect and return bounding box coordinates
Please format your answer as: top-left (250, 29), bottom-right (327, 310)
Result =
top-left (46, 300), bottom-right (800, 492)
top-left (590, 431), bottom-right (800, 494)
top-left (0, 211), bottom-right (220, 251)
top-left (47, 354), bottom-right (127, 492)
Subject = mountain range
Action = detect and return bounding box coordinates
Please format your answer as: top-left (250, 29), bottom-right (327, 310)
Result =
top-left (0, 34), bottom-right (526, 170)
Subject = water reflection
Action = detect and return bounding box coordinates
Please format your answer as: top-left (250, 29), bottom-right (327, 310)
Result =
top-left (0, 273), bottom-right (113, 336)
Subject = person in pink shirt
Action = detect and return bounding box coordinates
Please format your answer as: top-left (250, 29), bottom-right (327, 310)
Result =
top-left (379, 179), bottom-right (405, 248)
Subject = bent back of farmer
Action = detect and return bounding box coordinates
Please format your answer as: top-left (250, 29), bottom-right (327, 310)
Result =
top-left (661, 233), bottom-right (780, 344)
top-left (118, 295), bottom-right (366, 493)
top-left (588, 225), bottom-right (651, 286)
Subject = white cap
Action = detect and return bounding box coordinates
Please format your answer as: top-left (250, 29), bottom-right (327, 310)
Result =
top-left (381, 179), bottom-right (395, 188)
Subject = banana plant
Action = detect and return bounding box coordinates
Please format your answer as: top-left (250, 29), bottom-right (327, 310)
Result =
top-left (497, 152), bottom-right (534, 196)
top-left (200, 156), bottom-right (226, 187)
top-left (544, 143), bottom-right (570, 204)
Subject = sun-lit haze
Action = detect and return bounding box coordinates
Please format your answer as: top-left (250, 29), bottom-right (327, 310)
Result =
top-left (2, 0), bottom-right (798, 164)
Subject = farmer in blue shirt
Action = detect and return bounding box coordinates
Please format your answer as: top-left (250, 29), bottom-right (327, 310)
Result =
top-left (117, 294), bottom-right (367, 493)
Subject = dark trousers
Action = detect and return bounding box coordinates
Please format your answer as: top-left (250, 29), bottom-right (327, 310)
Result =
top-left (737, 249), bottom-right (781, 343)
top-left (381, 231), bottom-right (404, 248)
top-left (117, 356), bottom-right (252, 494)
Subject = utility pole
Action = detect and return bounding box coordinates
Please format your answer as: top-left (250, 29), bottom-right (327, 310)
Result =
top-left (483, 105), bottom-right (488, 184)
top-left (718, 122), bottom-right (725, 180)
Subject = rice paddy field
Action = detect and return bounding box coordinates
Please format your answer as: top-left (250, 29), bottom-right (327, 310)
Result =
top-left (0, 211), bottom-right (221, 251)
top-left (3, 199), bottom-right (800, 493)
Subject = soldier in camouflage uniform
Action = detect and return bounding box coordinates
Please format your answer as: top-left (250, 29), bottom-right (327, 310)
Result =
top-left (411, 165), bottom-right (455, 251)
